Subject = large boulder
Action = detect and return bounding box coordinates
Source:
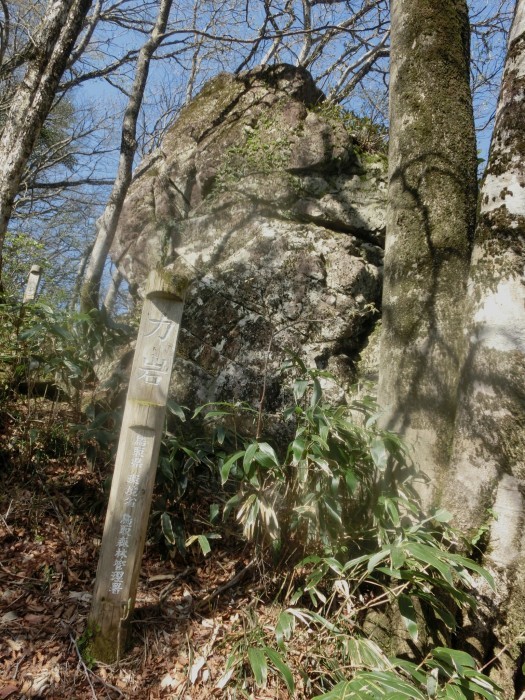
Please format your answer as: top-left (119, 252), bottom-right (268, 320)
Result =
top-left (111, 64), bottom-right (386, 420)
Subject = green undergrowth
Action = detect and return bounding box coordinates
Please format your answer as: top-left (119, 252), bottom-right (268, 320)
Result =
top-left (156, 356), bottom-right (504, 699)
top-left (0, 296), bottom-right (128, 471)
top-left (0, 298), bottom-right (508, 697)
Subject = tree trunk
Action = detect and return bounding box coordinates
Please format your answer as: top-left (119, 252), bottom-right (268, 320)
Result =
top-left (445, 2), bottom-right (525, 692)
top-left (378, 0), bottom-right (478, 503)
top-left (103, 267), bottom-right (123, 315)
top-left (0, 0), bottom-right (93, 283)
top-left (79, 0), bottom-right (173, 313)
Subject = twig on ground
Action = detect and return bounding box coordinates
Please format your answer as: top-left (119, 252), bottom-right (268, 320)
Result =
top-left (157, 566), bottom-right (193, 606)
top-left (70, 634), bottom-right (125, 698)
top-left (0, 562), bottom-right (44, 582)
top-left (195, 559), bottom-right (256, 611)
top-left (71, 635), bottom-right (98, 700)
top-left (1, 498), bottom-right (13, 533)
top-left (12, 651), bottom-right (28, 679)
top-left (479, 629), bottom-right (525, 674)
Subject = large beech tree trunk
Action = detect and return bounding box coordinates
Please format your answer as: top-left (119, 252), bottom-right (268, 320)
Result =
top-left (79, 0), bottom-right (173, 313)
top-left (0, 0), bottom-right (93, 283)
top-left (445, 2), bottom-right (525, 692)
top-left (378, 0), bottom-right (478, 501)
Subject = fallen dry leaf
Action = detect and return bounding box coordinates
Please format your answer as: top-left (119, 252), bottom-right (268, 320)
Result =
top-left (20, 668), bottom-right (56, 698)
top-left (160, 670), bottom-right (186, 690)
top-left (189, 656), bottom-right (206, 684)
top-left (215, 667), bottom-right (234, 690)
top-left (1, 611), bottom-right (18, 623)
top-left (24, 614), bottom-right (46, 624)
top-left (5, 638), bottom-right (24, 652)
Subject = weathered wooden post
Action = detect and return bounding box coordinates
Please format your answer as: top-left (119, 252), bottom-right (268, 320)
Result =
top-left (23, 264), bottom-right (42, 302)
top-left (86, 265), bottom-right (192, 663)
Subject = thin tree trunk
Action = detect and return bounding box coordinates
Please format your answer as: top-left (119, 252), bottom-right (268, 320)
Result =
top-left (70, 240), bottom-right (94, 311)
top-left (377, 0), bottom-right (478, 503)
top-left (103, 267), bottom-right (123, 315)
top-left (79, 0), bottom-right (173, 313)
top-left (0, 0), bottom-right (93, 283)
top-left (445, 2), bottom-right (525, 691)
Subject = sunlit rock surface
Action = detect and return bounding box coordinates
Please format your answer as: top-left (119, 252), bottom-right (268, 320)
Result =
top-left (112, 64), bottom-right (386, 415)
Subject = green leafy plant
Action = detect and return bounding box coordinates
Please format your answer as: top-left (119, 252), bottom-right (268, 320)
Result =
top-left (153, 399), bottom-right (244, 555)
top-left (313, 646), bottom-right (503, 699)
top-left (216, 605), bottom-right (296, 696)
top-left (0, 299), bottom-right (126, 397)
top-left (0, 297), bottom-right (128, 470)
top-left (216, 357), bottom-right (418, 562)
top-left (159, 359), bottom-right (501, 698)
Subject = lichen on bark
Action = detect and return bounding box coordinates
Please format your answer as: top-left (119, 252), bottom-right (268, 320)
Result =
top-left (378, 0), bottom-right (478, 495)
top-left (445, 2), bottom-right (525, 690)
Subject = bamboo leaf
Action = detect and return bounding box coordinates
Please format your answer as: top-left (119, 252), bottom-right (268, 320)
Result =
top-left (216, 424), bottom-right (226, 444)
top-left (404, 542), bottom-right (454, 584)
top-left (293, 379), bottom-right (309, 401)
top-left (197, 534), bottom-right (211, 555)
top-left (161, 512), bottom-right (176, 545)
top-left (166, 400), bottom-right (187, 421)
top-left (243, 442), bottom-right (258, 471)
top-left (344, 637), bottom-right (392, 671)
top-left (370, 437), bottom-right (388, 471)
top-left (257, 442), bottom-right (279, 465)
top-left (366, 548), bottom-right (391, 573)
top-left (248, 647), bottom-right (268, 687)
top-left (394, 659), bottom-right (426, 686)
top-left (432, 647), bottom-right (476, 675)
top-left (390, 546), bottom-right (406, 569)
top-left (426, 668), bottom-right (438, 697)
top-left (444, 553), bottom-right (495, 589)
top-left (311, 377), bottom-right (322, 406)
top-left (292, 436), bottom-right (306, 464)
top-left (432, 508), bottom-right (453, 523)
top-left (264, 647), bottom-right (295, 694)
top-left (275, 611), bottom-right (295, 645)
top-left (398, 594), bottom-right (418, 642)
top-left (220, 450), bottom-right (245, 484)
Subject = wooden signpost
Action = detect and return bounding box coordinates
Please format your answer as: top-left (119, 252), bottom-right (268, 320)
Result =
top-left (23, 264), bottom-right (42, 302)
top-left (87, 266), bottom-right (192, 663)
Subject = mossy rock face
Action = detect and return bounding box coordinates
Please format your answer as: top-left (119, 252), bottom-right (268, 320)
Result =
top-left (112, 64), bottom-right (386, 421)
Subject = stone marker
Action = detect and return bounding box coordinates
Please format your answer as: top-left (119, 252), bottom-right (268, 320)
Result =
top-left (86, 265), bottom-right (192, 662)
top-left (23, 264), bottom-right (42, 302)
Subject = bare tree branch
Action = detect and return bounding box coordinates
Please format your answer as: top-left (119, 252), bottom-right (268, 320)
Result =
top-left (80, 0), bottom-right (174, 312)
top-left (0, 0), bottom-right (93, 283)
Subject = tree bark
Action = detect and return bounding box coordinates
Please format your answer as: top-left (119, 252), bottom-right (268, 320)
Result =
top-left (103, 266), bottom-right (123, 315)
top-left (79, 0), bottom-right (173, 313)
top-left (445, 2), bottom-right (525, 691)
top-left (0, 0), bottom-right (93, 283)
top-left (378, 0), bottom-right (478, 502)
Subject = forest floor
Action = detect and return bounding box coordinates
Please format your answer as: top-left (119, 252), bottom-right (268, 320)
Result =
top-left (0, 403), bottom-right (291, 700)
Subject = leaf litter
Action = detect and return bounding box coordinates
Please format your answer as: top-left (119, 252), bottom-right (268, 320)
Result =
top-left (0, 455), bottom-right (290, 699)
